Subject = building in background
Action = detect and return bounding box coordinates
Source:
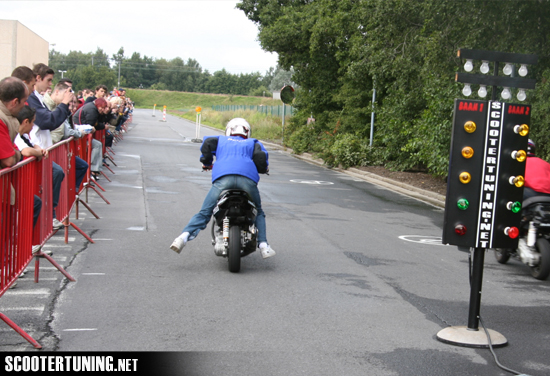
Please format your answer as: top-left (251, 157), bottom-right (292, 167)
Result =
top-left (0, 20), bottom-right (49, 79)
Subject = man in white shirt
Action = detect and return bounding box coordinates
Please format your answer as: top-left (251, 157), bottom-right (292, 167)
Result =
top-left (26, 64), bottom-right (74, 230)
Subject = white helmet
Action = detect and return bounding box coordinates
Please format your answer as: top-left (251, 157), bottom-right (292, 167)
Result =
top-left (225, 118), bottom-right (251, 139)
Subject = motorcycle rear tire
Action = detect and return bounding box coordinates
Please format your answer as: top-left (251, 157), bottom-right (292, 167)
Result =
top-left (494, 248), bottom-right (511, 264)
top-left (531, 238), bottom-right (550, 280)
top-left (228, 225), bottom-right (241, 273)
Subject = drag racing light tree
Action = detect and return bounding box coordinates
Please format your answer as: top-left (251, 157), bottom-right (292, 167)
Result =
top-left (439, 49), bottom-right (537, 349)
top-left (443, 49), bottom-right (536, 250)
top-left (456, 49), bottom-right (537, 101)
top-left (442, 100), bottom-right (532, 250)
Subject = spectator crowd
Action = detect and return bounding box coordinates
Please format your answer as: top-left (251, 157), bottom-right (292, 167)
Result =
top-left (1, 63), bottom-right (133, 261)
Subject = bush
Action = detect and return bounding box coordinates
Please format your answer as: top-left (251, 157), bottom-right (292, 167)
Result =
top-left (329, 134), bottom-right (368, 169)
top-left (287, 123), bottom-right (316, 153)
top-left (531, 68), bottom-right (550, 161)
top-left (150, 82), bottom-right (168, 91)
top-left (249, 85), bottom-right (272, 97)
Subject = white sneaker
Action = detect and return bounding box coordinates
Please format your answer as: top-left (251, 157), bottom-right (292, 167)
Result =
top-left (52, 218), bottom-right (64, 230)
top-left (170, 234), bottom-right (188, 254)
top-left (260, 243), bottom-right (276, 259)
top-left (32, 245), bottom-right (52, 256)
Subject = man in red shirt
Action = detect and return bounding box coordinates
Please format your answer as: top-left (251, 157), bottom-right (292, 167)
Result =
top-left (524, 139), bottom-right (550, 199)
top-left (0, 77), bottom-right (28, 168)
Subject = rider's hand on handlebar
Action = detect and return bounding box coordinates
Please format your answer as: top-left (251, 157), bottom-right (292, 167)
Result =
top-left (202, 165), bottom-right (213, 171)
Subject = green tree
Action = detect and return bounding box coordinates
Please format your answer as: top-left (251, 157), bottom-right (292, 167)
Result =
top-left (269, 66), bottom-right (296, 93)
top-left (49, 44), bottom-right (276, 96)
top-left (262, 66), bottom-right (275, 88)
top-left (207, 69), bottom-right (238, 94)
top-left (91, 48), bottom-right (111, 68)
top-left (121, 52), bottom-right (145, 89)
top-left (70, 66), bottom-right (117, 91)
top-left (239, 0), bottom-right (550, 175)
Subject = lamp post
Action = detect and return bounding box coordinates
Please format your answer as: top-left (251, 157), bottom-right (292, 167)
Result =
top-left (117, 60), bottom-right (121, 88)
top-left (58, 70), bottom-right (66, 78)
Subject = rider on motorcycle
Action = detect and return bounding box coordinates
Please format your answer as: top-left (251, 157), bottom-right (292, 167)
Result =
top-left (170, 118), bottom-right (276, 259)
top-left (524, 139), bottom-right (550, 200)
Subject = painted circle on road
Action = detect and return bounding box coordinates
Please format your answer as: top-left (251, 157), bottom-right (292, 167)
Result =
top-left (398, 235), bottom-right (447, 246)
top-left (290, 180), bottom-right (334, 185)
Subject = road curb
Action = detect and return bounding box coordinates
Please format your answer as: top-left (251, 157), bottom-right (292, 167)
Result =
top-left (262, 141), bottom-right (446, 209)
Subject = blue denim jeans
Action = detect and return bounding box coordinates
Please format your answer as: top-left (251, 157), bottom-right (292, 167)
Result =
top-left (183, 175), bottom-right (267, 243)
top-left (115, 115), bottom-right (128, 132)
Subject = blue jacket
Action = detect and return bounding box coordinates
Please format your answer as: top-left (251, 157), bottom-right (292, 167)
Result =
top-left (200, 136), bottom-right (268, 184)
top-left (27, 91), bottom-right (70, 131)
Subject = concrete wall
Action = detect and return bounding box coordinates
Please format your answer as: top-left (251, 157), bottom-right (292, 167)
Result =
top-left (0, 20), bottom-right (49, 79)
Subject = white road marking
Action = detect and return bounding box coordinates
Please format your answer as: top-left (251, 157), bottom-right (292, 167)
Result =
top-left (63, 328), bottom-right (98, 332)
top-left (0, 307), bottom-right (45, 313)
top-left (398, 235), bottom-right (448, 247)
top-left (5, 288), bottom-right (50, 295)
top-left (290, 180), bottom-right (334, 185)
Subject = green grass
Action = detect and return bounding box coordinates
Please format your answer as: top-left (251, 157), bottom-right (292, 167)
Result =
top-left (127, 88), bottom-right (280, 110)
top-left (127, 88), bottom-right (289, 144)
top-left (170, 108), bottom-right (289, 143)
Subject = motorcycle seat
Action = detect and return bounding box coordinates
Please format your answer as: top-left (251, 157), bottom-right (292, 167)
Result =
top-left (218, 189), bottom-right (253, 201)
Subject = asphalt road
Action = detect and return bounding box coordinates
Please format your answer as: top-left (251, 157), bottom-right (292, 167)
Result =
top-left (1, 109), bottom-right (549, 376)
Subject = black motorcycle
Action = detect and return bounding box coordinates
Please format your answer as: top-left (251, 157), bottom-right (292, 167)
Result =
top-left (494, 196), bottom-right (550, 280)
top-left (211, 189), bottom-right (258, 273)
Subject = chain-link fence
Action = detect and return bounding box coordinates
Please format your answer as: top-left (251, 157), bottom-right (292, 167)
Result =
top-left (212, 104), bottom-right (294, 117)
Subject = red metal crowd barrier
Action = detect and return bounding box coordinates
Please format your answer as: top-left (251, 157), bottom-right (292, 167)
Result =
top-left (32, 139), bottom-right (92, 248)
top-left (1, 158), bottom-right (44, 348)
top-left (1, 115), bottom-right (124, 349)
top-left (74, 134), bottom-right (110, 219)
top-left (29, 142), bottom-right (75, 284)
top-left (1, 158), bottom-right (36, 294)
top-left (94, 129), bottom-right (114, 180)
top-left (94, 128), bottom-right (106, 157)
top-left (30, 140), bottom-right (91, 285)
top-left (0, 137), bottom-right (97, 348)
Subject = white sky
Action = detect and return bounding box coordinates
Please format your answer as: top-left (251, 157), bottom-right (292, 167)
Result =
top-left (1, 0), bottom-right (279, 75)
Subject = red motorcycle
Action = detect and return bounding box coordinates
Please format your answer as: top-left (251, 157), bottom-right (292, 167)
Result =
top-left (494, 195), bottom-right (550, 280)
